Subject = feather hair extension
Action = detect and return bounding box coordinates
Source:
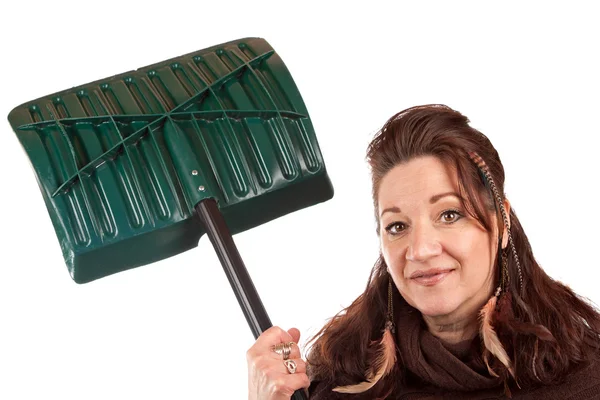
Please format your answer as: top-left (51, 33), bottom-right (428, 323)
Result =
top-left (480, 292), bottom-right (515, 379)
top-left (332, 326), bottom-right (397, 393)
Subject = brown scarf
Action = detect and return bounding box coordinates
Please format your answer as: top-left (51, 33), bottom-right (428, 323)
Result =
top-left (309, 299), bottom-right (600, 399)
top-left (395, 298), bottom-right (502, 392)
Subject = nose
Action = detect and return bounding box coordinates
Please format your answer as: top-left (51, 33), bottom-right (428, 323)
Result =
top-left (405, 222), bottom-right (442, 262)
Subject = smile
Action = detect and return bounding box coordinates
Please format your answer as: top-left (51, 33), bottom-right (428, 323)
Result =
top-left (409, 269), bottom-right (455, 286)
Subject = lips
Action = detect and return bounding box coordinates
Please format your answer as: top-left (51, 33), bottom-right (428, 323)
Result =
top-left (409, 268), bottom-right (455, 286)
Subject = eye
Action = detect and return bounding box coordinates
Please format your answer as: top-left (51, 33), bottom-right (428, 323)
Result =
top-left (385, 222), bottom-right (407, 235)
top-left (440, 209), bottom-right (463, 224)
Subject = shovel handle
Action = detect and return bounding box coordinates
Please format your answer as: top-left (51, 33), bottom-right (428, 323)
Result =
top-left (196, 199), bottom-right (309, 400)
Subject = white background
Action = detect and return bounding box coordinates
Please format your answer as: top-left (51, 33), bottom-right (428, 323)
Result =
top-left (1, 1), bottom-right (599, 399)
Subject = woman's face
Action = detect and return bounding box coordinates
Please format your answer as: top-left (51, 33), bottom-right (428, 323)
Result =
top-left (378, 156), bottom-right (497, 319)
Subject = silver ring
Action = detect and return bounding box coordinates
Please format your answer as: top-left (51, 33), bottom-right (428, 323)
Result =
top-left (271, 342), bottom-right (294, 360)
top-left (284, 359), bottom-right (297, 374)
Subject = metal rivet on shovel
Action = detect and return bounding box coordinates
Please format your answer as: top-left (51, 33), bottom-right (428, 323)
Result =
top-left (198, 186), bottom-right (205, 191)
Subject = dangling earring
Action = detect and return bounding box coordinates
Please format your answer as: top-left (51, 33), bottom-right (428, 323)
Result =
top-left (469, 151), bottom-right (526, 385)
top-left (332, 275), bottom-right (397, 393)
top-left (480, 248), bottom-right (514, 379)
top-left (496, 248), bottom-right (513, 322)
top-left (501, 248), bottom-right (509, 293)
top-left (386, 275), bottom-right (396, 333)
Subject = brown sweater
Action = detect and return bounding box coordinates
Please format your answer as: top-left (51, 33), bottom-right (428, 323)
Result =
top-left (308, 302), bottom-right (600, 399)
top-left (308, 346), bottom-right (600, 399)
top-left (309, 362), bottom-right (600, 399)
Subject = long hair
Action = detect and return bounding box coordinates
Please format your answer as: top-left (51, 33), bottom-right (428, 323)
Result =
top-left (306, 105), bottom-right (600, 396)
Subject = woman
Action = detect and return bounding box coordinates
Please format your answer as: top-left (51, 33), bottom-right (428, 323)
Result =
top-left (246, 105), bottom-right (600, 399)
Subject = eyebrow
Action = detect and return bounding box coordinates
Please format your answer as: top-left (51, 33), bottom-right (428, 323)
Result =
top-left (430, 192), bottom-right (462, 204)
top-left (380, 206), bottom-right (401, 218)
top-left (379, 192), bottom-right (462, 218)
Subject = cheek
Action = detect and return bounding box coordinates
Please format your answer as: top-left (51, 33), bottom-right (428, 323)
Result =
top-left (381, 240), bottom-right (407, 281)
top-left (448, 229), bottom-right (495, 281)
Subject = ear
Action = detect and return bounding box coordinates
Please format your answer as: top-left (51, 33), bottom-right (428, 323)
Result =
top-left (501, 198), bottom-right (511, 249)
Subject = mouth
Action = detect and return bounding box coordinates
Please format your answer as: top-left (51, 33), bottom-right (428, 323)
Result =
top-left (409, 268), bottom-right (455, 286)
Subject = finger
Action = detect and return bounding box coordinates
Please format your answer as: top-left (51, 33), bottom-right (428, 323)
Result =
top-left (268, 373), bottom-right (311, 398)
top-left (279, 358), bottom-right (307, 375)
top-left (270, 341), bottom-right (302, 361)
top-left (249, 327), bottom-right (302, 363)
top-left (287, 327), bottom-right (301, 344)
top-left (255, 326), bottom-right (295, 349)
top-left (278, 328), bottom-right (301, 359)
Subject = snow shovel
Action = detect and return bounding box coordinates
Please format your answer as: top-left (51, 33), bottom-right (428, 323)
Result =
top-left (7, 37), bottom-right (333, 400)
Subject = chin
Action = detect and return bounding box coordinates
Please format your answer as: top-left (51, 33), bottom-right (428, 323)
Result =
top-left (412, 296), bottom-right (462, 317)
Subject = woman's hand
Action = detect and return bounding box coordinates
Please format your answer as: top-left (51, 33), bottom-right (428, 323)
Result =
top-left (247, 326), bottom-right (310, 400)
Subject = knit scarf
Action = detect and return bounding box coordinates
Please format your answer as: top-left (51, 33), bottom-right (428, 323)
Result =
top-left (309, 298), bottom-right (600, 399)
top-left (395, 299), bottom-right (502, 392)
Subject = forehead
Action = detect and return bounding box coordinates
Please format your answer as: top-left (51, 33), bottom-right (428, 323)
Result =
top-left (377, 156), bottom-right (458, 208)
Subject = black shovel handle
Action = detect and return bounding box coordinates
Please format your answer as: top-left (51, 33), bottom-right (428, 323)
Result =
top-left (196, 199), bottom-right (308, 400)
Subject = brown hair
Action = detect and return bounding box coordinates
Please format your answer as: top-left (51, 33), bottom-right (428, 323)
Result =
top-left (306, 105), bottom-right (600, 397)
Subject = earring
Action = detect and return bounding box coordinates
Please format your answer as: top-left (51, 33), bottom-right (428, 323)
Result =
top-left (501, 248), bottom-right (509, 292)
top-left (480, 283), bottom-right (514, 378)
top-left (332, 274), bottom-right (397, 393)
top-left (386, 276), bottom-right (396, 333)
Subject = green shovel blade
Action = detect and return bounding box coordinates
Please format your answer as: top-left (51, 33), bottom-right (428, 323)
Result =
top-left (8, 37), bottom-right (333, 283)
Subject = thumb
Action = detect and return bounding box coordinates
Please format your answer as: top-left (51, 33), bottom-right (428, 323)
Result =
top-left (287, 327), bottom-right (301, 344)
